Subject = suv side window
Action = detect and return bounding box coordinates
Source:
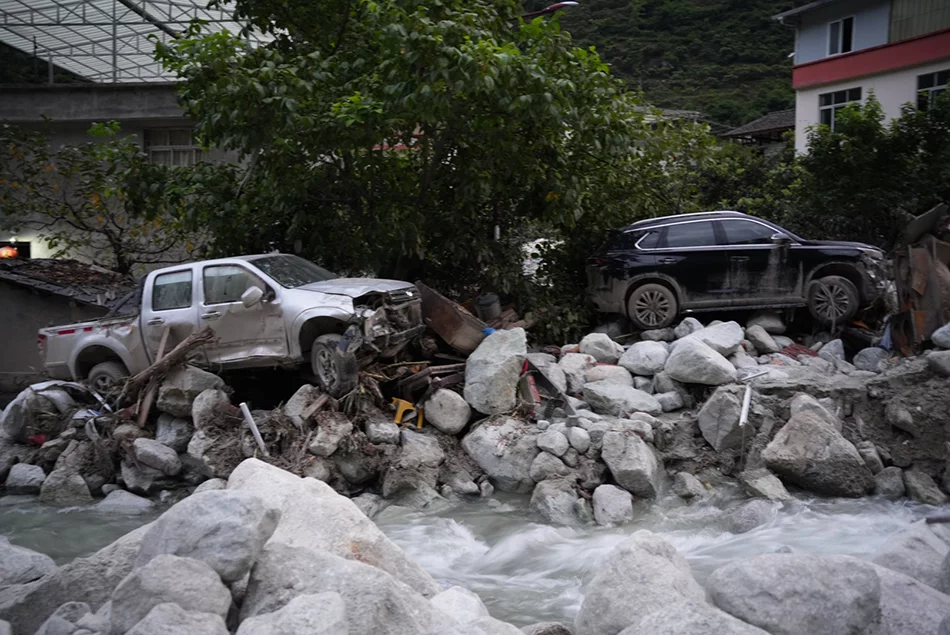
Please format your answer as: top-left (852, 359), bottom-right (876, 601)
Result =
top-left (721, 220), bottom-right (776, 245)
top-left (203, 265), bottom-right (260, 305)
top-left (152, 271), bottom-right (193, 311)
top-left (659, 221), bottom-right (717, 249)
top-left (636, 231), bottom-right (660, 250)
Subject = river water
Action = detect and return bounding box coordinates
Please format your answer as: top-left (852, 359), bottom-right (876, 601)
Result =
top-left (0, 489), bottom-right (934, 628)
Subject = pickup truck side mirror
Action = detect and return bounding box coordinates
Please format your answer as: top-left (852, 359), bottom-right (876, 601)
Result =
top-left (241, 286), bottom-right (265, 308)
top-left (771, 232), bottom-right (792, 245)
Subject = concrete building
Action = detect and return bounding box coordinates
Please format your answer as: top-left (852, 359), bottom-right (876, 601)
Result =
top-left (775, 0), bottom-right (950, 153)
top-left (0, 0), bottom-right (252, 262)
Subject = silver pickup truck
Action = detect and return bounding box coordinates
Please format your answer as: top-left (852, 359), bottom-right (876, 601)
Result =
top-left (39, 254), bottom-right (424, 396)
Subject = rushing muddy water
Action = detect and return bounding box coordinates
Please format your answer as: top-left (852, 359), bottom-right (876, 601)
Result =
top-left (0, 489), bottom-right (936, 628)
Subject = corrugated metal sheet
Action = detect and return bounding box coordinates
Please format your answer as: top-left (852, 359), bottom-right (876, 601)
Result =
top-left (0, 0), bottom-right (259, 82)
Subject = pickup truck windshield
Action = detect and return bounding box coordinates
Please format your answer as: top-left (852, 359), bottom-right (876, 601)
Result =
top-left (249, 254), bottom-right (339, 288)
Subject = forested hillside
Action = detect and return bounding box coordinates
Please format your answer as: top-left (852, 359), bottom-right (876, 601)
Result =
top-left (528, 0), bottom-right (802, 126)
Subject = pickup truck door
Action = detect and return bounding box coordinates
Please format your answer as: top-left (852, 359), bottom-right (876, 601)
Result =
top-left (141, 266), bottom-right (206, 363)
top-left (198, 263), bottom-right (289, 367)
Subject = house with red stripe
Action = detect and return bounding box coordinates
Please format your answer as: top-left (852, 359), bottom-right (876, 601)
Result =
top-left (774, 0), bottom-right (950, 153)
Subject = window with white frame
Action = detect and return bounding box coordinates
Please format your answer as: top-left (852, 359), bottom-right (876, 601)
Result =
top-left (828, 16), bottom-right (854, 56)
top-left (144, 128), bottom-right (203, 166)
top-left (819, 87), bottom-right (862, 130)
top-left (918, 69), bottom-right (949, 111)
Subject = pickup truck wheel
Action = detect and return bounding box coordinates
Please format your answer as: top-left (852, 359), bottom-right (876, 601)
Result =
top-left (87, 361), bottom-right (128, 393)
top-left (310, 334), bottom-right (359, 398)
top-left (627, 283), bottom-right (678, 331)
top-left (808, 275), bottom-right (859, 327)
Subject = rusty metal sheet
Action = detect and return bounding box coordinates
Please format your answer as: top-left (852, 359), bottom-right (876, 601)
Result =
top-left (415, 281), bottom-right (488, 355)
top-left (910, 247), bottom-right (930, 296)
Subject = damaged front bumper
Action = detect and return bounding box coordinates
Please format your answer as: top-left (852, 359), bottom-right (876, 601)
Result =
top-left (350, 295), bottom-right (425, 358)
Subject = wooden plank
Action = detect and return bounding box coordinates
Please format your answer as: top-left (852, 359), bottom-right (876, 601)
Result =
top-left (301, 393), bottom-right (330, 422)
top-left (136, 325), bottom-right (170, 427)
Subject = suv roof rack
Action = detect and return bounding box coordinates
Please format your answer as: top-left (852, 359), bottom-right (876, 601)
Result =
top-left (622, 210), bottom-right (750, 231)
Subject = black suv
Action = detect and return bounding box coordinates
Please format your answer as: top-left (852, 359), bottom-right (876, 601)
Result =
top-left (587, 211), bottom-right (887, 330)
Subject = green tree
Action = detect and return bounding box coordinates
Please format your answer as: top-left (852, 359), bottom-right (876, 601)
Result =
top-left (0, 122), bottom-right (228, 274)
top-left (157, 0), bottom-right (714, 339)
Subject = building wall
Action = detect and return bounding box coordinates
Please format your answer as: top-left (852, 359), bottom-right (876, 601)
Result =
top-left (795, 0), bottom-right (891, 65)
top-left (0, 282), bottom-right (108, 386)
top-left (794, 57), bottom-right (950, 152)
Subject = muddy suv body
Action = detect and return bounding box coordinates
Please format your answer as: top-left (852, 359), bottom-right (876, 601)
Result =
top-left (587, 211), bottom-right (887, 330)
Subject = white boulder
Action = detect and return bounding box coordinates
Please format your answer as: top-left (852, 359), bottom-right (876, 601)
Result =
top-left (581, 381), bottom-right (662, 416)
top-left (579, 333), bottom-right (625, 364)
top-left (425, 389), bottom-right (471, 435)
top-left (664, 338), bottom-right (737, 385)
top-left (618, 341), bottom-right (669, 376)
top-left (463, 329), bottom-right (527, 414)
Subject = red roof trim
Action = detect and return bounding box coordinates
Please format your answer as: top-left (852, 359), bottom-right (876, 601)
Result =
top-left (793, 28), bottom-right (950, 89)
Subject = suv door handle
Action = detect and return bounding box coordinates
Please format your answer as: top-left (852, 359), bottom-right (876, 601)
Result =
top-left (730, 256), bottom-right (750, 262)
top-left (658, 257), bottom-right (677, 264)
top-left (147, 318), bottom-right (164, 326)
top-left (201, 311), bottom-right (221, 321)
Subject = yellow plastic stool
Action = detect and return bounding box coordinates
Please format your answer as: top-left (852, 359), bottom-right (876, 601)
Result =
top-left (391, 398), bottom-right (424, 429)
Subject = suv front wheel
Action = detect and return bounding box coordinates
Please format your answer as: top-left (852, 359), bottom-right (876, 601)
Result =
top-left (807, 275), bottom-right (859, 327)
top-left (627, 283), bottom-right (679, 331)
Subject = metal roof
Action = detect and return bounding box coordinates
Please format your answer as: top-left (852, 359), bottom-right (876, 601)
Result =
top-left (0, 0), bottom-right (260, 83)
top-left (722, 109), bottom-right (796, 138)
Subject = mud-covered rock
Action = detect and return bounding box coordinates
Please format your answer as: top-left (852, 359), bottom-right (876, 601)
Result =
top-left (904, 470), bottom-right (949, 505)
top-left (619, 341), bottom-right (669, 376)
top-left (461, 417), bottom-right (539, 493)
top-left (4, 463), bottom-right (45, 494)
top-left (874, 466), bottom-right (906, 499)
top-left (529, 478), bottom-right (579, 526)
top-left (665, 338), bottom-right (737, 386)
top-left (157, 366), bottom-right (225, 418)
top-left (601, 431), bottom-right (663, 499)
top-left (425, 389), bottom-right (471, 435)
top-left (579, 333), bottom-right (625, 364)
top-left (582, 381), bottom-right (662, 417)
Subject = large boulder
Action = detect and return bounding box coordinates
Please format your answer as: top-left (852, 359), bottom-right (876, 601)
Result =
top-left (365, 418), bottom-right (401, 445)
top-left (739, 469), bottom-right (791, 501)
top-left (125, 603), bottom-right (228, 635)
top-left (39, 468), bottom-right (93, 506)
top-left (874, 466), bottom-right (906, 499)
top-left (461, 417), bottom-right (539, 494)
top-left (745, 325), bottom-right (780, 354)
top-left (227, 459), bottom-right (439, 597)
top-left (4, 463), bottom-right (45, 494)
top-left (0, 537), bottom-right (56, 587)
top-left (618, 341), bottom-right (669, 376)
top-left (191, 388), bottom-right (231, 431)
top-left (0, 523), bottom-right (151, 635)
top-left (674, 317), bottom-right (704, 339)
top-left (874, 562), bottom-right (950, 635)
top-left (933, 322), bottom-right (950, 348)
top-left (903, 470), bottom-right (949, 505)
top-left (430, 586), bottom-right (489, 625)
top-left (240, 542), bottom-right (462, 634)
top-left (95, 490), bottom-right (155, 514)
top-left (0, 382), bottom-right (77, 444)
top-left (307, 413), bottom-right (353, 457)
top-left (157, 366), bottom-right (225, 418)
top-left (154, 415), bottom-right (194, 453)
top-left (574, 531), bottom-right (705, 635)
top-left (33, 602), bottom-right (90, 635)
top-left (664, 338), bottom-right (737, 386)
top-left (425, 389), bottom-right (471, 435)
top-left (579, 333), bottom-right (625, 364)
top-left (929, 350), bottom-right (950, 377)
top-left (854, 347), bottom-right (889, 372)
top-left (528, 452), bottom-right (572, 482)
top-left (708, 554), bottom-right (883, 635)
top-left (672, 472), bottom-right (706, 499)
top-left (136, 490), bottom-right (279, 582)
top-left (722, 499), bottom-right (776, 534)
top-left (585, 365), bottom-right (635, 387)
top-left (600, 431), bottom-right (663, 498)
top-left (133, 438), bottom-right (182, 476)
top-left (109, 554), bottom-right (231, 635)
top-left (236, 592), bottom-right (346, 635)
top-left (559, 354), bottom-right (598, 395)
top-left (761, 411), bottom-right (873, 497)
top-left (537, 430), bottom-right (569, 457)
top-left (697, 385), bottom-right (752, 453)
top-left (463, 328), bottom-right (527, 414)
top-left (592, 484), bottom-right (634, 526)
top-left (818, 339), bottom-right (846, 362)
top-left (529, 479), bottom-right (580, 525)
top-left (686, 321), bottom-right (744, 356)
top-left (873, 521), bottom-right (950, 591)
top-left (581, 382), bottom-right (662, 417)
top-left (747, 311), bottom-right (786, 335)
top-left (618, 603), bottom-right (770, 635)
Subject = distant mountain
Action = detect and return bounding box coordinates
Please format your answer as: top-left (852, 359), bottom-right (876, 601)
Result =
top-left (530, 0), bottom-right (803, 127)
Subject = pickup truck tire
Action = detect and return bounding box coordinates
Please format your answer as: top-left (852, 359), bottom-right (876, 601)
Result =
top-left (808, 275), bottom-right (859, 327)
top-left (87, 361), bottom-right (128, 393)
top-left (310, 334), bottom-right (359, 398)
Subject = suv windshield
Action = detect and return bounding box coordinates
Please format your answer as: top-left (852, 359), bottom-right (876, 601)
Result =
top-left (249, 255), bottom-right (338, 288)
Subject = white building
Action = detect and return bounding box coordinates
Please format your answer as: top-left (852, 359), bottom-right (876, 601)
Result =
top-left (774, 0), bottom-right (950, 153)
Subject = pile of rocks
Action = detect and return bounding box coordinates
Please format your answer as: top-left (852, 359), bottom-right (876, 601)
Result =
top-left (0, 458), bottom-right (552, 635)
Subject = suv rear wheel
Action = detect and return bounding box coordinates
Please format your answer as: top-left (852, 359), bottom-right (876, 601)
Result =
top-left (310, 334), bottom-right (359, 398)
top-left (627, 283), bottom-right (678, 331)
top-left (808, 275), bottom-right (859, 327)
top-left (87, 361), bottom-right (127, 393)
